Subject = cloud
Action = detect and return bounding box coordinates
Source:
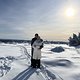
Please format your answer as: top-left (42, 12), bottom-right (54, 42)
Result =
top-left (0, 0), bottom-right (80, 40)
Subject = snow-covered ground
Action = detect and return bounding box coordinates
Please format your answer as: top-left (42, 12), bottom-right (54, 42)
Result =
top-left (0, 43), bottom-right (80, 80)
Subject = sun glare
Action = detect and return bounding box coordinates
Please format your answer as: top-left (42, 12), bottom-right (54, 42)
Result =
top-left (66, 8), bottom-right (75, 17)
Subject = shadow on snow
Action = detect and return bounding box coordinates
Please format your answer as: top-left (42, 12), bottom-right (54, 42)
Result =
top-left (12, 66), bottom-right (57, 80)
top-left (72, 73), bottom-right (80, 80)
top-left (43, 59), bottom-right (73, 67)
top-left (12, 67), bottom-right (36, 80)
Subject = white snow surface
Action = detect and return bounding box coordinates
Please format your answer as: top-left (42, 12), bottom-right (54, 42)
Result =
top-left (0, 43), bottom-right (80, 80)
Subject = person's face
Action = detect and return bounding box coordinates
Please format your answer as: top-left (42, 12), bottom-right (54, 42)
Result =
top-left (37, 36), bottom-right (40, 40)
top-left (35, 35), bottom-right (38, 38)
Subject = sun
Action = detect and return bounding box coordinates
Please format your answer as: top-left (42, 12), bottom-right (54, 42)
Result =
top-left (66, 8), bottom-right (75, 17)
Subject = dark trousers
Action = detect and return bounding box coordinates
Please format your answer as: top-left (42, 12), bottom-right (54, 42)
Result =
top-left (32, 59), bottom-right (40, 68)
top-left (36, 59), bottom-right (40, 68)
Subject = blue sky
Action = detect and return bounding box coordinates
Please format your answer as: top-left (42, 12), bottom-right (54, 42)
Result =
top-left (0, 0), bottom-right (80, 41)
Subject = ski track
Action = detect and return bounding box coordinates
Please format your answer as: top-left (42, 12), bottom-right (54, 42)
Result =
top-left (13, 67), bottom-right (32, 80)
top-left (13, 66), bottom-right (51, 80)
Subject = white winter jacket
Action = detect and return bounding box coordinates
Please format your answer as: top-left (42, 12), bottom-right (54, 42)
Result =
top-left (32, 39), bottom-right (43, 59)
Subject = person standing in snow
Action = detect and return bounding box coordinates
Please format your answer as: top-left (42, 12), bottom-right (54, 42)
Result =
top-left (31, 33), bottom-right (39, 67)
top-left (32, 36), bottom-right (43, 68)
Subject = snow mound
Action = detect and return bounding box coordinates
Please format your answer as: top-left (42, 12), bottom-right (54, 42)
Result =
top-left (51, 46), bottom-right (65, 53)
top-left (0, 56), bottom-right (15, 77)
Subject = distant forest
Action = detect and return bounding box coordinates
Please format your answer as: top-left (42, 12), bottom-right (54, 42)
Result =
top-left (0, 39), bottom-right (68, 44)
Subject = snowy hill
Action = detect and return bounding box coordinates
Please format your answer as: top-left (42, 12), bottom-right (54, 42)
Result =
top-left (0, 43), bottom-right (80, 80)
